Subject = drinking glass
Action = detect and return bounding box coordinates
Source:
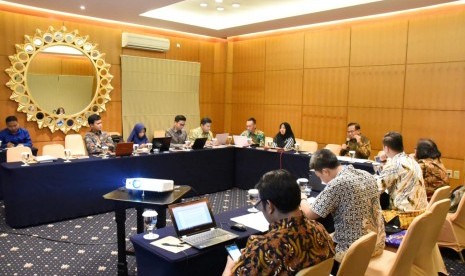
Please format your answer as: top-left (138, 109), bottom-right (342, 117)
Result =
top-left (349, 150), bottom-right (356, 162)
top-left (267, 141), bottom-right (273, 148)
top-left (247, 189), bottom-right (260, 213)
top-left (184, 140), bottom-right (191, 150)
top-left (146, 143), bottom-right (153, 154)
top-left (372, 162), bottom-right (382, 175)
top-left (142, 209), bottom-right (159, 240)
top-left (133, 144), bottom-right (139, 156)
top-left (297, 178), bottom-right (312, 197)
top-left (226, 136), bottom-right (232, 145)
top-left (212, 138), bottom-right (218, 146)
top-left (101, 146), bottom-right (109, 159)
top-left (21, 152), bottom-right (30, 166)
top-left (247, 138), bottom-right (253, 146)
top-left (294, 143), bottom-right (300, 154)
top-left (64, 149), bottom-right (72, 163)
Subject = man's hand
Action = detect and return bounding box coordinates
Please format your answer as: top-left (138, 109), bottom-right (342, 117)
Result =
top-left (354, 134), bottom-right (362, 143)
top-left (341, 144), bottom-right (347, 150)
top-left (6, 142), bottom-right (14, 148)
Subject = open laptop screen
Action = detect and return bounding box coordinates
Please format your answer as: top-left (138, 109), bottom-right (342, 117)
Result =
top-left (169, 199), bottom-right (217, 237)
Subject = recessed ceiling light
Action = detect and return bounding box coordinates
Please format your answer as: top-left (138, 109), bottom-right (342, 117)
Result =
top-left (215, 0), bottom-right (223, 3)
top-left (80, 5), bottom-right (86, 10)
top-left (200, 3), bottom-right (208, 8)
top-left (216, 7), bottom-right (224, 11)
top-left (232, 3), bottom-right (240, 8)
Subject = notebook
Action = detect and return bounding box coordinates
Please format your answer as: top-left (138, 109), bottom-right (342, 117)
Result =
top-left (192, 137), bottom-right (207, 150)
top-left (233, 135), bottom-right (249, 147)
top-left (152, 137), bottom-right (171, 152)
top-left (168, 198), bottom-right (238, 249)
top-left (215, 133), bottom-right (229, 145)
top-left (115, 142), bottom-right (134, 157)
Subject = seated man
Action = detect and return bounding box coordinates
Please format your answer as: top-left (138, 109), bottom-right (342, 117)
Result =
top-left (84, 114), bottom-right (115, 155)
top-left (223, 169), bottom-right (335, 276)
top-left (377, 131), bottom-right (428, 211)
top-left (0, 115), bottom-right (38, 155)
top-left (165, 115), bottom-right (187, 146)
top-left (340, 122), bottom-right (371, 159)
top-left (300, 149), bottom-right (385, 269)
top-left (240, 117), bottom-right (265, 147)
top-left (188, 117), bottom-right (213, 146)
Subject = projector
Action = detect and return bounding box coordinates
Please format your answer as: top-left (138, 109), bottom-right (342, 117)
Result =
top-left (125, 178), bottom-right (174, 192)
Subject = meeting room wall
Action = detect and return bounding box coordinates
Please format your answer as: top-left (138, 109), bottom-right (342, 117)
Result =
top-left (227, 6), bottom-right (465, 187)
top-left (0, 8), bottom-right (227, 154)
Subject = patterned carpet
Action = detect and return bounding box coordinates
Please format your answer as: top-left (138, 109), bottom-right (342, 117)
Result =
top-left (0, 188), bottom-right (464, 275)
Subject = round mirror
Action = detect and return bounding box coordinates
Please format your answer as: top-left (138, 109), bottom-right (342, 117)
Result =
top-left (5, 26), bottom-right (113, 133)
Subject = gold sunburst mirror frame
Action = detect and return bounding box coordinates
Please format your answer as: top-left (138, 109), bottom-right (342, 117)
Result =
top-left (5, 26), bottom-right (113, 133)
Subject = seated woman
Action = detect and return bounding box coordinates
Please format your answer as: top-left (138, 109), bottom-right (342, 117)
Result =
top-left (415, 138), bottom-right (449, 199)
top-left (273, 122), bottom-right (296, 150)
top-left (127, 123), bottom-right (148, 146)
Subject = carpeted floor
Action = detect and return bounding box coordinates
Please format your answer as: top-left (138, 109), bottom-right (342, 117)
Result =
top-left (0, 188), bottom-right (464, 275)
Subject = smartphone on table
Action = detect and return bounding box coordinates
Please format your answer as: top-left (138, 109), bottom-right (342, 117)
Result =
top-left (225, 243), bottom-right (241, 262)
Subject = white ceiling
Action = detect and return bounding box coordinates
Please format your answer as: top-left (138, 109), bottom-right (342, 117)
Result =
top-left (1, 0), bottom-right (461, 38)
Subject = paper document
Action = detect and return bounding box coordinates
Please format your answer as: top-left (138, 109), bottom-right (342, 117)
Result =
top-left (230, 212), bottom-right (269, 232)
top-left (151, 236), bottom-right (191, 253)
top-left (337, 156), bottom-right (371, 163)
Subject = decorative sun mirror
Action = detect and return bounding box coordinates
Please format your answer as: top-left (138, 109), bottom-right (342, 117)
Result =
top-left (5, 26), bottom-right (113, 133)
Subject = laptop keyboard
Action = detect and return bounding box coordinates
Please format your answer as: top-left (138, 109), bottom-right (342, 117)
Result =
top-left (183, 228), bottom-right (230, 244)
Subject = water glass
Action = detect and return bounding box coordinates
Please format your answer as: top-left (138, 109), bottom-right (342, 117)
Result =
top-left (101, 146), bottom-right (109, 159)
top-left (133, 144), bottom-right (139, 156)
top-left (146, 143), bottom-right (153, 154)
top-left (142, 209), bottom-right (159, 240)
top-left (212, 138), bottom-right (218, 146)
top-left (294, 143), bottom-right (300, 154)
top-left (64, 149), bottom-right (72, 162)
top-left (297, 178), bottom-right (312, 197)
top-left (184, 140), bottom-right (191, 150)
top-left (372, 162), bottom-right (382, 175)
top-left (21, 152), bottom-right (30, 166)
top-left (349, 150), bottom-right (356, 162)
top-left (247, 189), bottom-right (259, 213)
top-left (226, 136), bottom-right (232, 145)
top-left (247, 138), bottom-right (253, 146)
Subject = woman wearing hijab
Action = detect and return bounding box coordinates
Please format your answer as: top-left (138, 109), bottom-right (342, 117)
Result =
top-left (127, 123), bottom-right (148, 146)
top-left (273, 122), bottom-right (296, 150)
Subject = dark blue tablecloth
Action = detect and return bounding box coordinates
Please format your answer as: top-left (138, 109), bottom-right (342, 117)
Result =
top-left (130, 207), bottom-right (258, 276)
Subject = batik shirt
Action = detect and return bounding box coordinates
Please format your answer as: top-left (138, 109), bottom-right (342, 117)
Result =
top-left (377, 152), bottom-right (428, 211)
top-left (232, 213), bottom-right (334, 276)
top-left (84, 130), bottom-right (115, 154)
top-left (311, 165), bottom-right (385, 262)
top-left (417, 158), bottom-right (449, 199)
top-left (188, 127), bottom-right (213, 142)
top-left (240, 130), bottom-right (265, 147)
top-left (165, 127), bottom-right (187, 145)
top-left (340, 135), bottom-right (371, 159)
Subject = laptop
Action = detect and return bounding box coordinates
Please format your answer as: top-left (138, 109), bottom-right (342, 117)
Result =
top-left (152, 137), bottom-right (171, 152)
top-left (168, 198), bottom-right (238, 249)
top-left (192, 137), bottom-right (207, 150)
top-left (115, 142), bottom-right (134, 157)
top-left (215, 133), bottom-right (229, 145)
top-left (308, 170), bottom-right (327, 192)
top-left (233, 135), bottom-right (249, 147)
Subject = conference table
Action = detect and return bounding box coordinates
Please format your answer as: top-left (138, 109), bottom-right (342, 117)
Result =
top-left (0, 146), bottom-right (375, 228)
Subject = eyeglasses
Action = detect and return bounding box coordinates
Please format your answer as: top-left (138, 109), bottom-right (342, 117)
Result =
top-left (253, 199), bottom-right (263, 209)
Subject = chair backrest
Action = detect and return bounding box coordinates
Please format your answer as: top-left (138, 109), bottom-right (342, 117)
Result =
top-left (413, 199), bottom-right (451, 274)
top-left (301, 141), bottom-right (318, 153)
top-left (324, 144), bottom-right (342, 156)
top-left (450, 191), bottom-right (465, 228)
top-left (337, 232), bottom-right (377, 276)
top-left (295, 138), bottom-right (305, 145)
top-left (64, 134), bottom-right (87, 156)
top-left (107, 131), bottom-right (121, 137)
top-left (388, 210), bottom-right (431, 276)
top-left (296, 258), bottom-right (334, 276)
top-left (42, 144), bottom-right (65, 158)
top-left (6, 146), bottom-right (32, 162)
top-left (427, 186), bottom-right (451, 210)
top-left (153, 129), bottom-right (165, 138)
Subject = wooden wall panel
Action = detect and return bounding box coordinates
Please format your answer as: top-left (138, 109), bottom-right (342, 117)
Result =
top-left (303, 67), bottom-right (349, 106)
top-left (213, 42), bottom-right (227, 73)
top-left (351, 20), bottom-right (408, 66)
top-left (199, 73), bottom-right (213, 103)
top-left (110, 65), bottom-right (122, 102)
top-left (199, 41), bottom-right (214, 73)
top-left (230, 104), bottom-right (265, 135)
top-left (442, 158), bottom-right (463, 189)
top-left (231, 72), bottom-right (265, 104)
top-left (232, 39), bottom-right (265, 72)
top-left (408, 10), bottom-right (465, 63)
top-left (301, 106), bottom-right (347, 144)
top-left (304, 27), bottom-right (350, 68)
top-left (349, 65), bottom-right (405, 108)
top-left (264, 70), bottom-right (303, 105)
top-left (211, 73), bottom-right (226, 104)
top-left (165, 37), bottom-right (200, 62)
top-left (348, 107), bottom-right (403, 150)
top-left (265, 33), bottom-right (304, 71)
top-left (263, 105), bottom-right (302, 139)
top-left (402, 110), bottom-right (465, 159)
top-left (404, 62), bottom-right (465, 110)
top-left (200, 103), bottom-right (225, 133)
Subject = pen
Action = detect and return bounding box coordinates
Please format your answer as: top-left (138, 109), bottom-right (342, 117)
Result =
top-left (162, 242), bottom-right (184, 247)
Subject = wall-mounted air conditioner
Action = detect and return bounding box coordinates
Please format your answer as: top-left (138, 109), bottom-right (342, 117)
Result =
top-left (122, 32), bottom-right (170, 52)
